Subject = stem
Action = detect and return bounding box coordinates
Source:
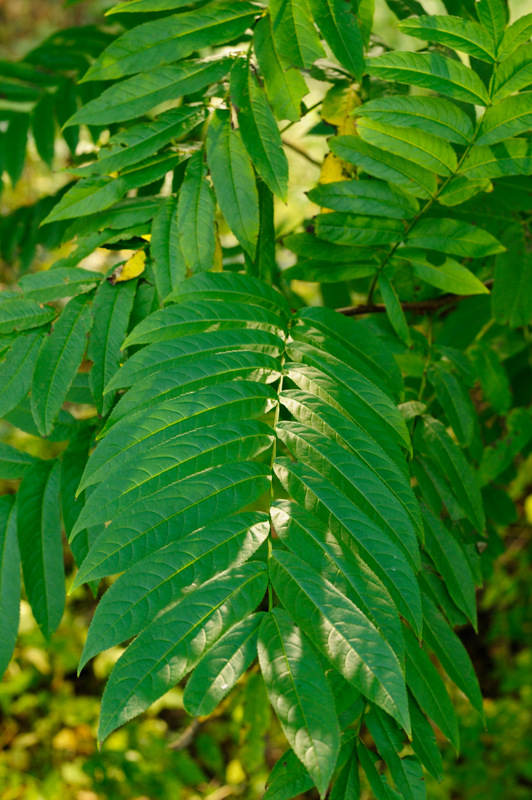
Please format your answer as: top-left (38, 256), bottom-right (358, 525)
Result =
top-left (337, 280), bottom-right (493, 317)
top-left (282, 138), bottom-right (322, 167)
top-left (280, 100), bottom-right (323, 134)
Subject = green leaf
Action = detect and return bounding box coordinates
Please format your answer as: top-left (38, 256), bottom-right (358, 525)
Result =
top-left (72, 420), bottom-right (274, 536)
top-left (4, 114), bottom-right (29, 187)
top-left (31, 293), bottom-right (93, 437)
top-left (404, 626), bottom-right (459, 752)
top-left (492, 44), bottom-right (532, 101)
top-left (379, 273), bottom-right (412, 347)
top-left (307, 0), bottom-right (364, 80)
top-left (107, 0), bottom-right (211, 13)
top-left (408, 693), bottom-right (443, 782)
top-left (273, 458), bottom-right (422, 636)
top-left (0, 330), bottom-right (44, 418)
top-left (282, 261), bottom-right (376, 283)
top-left (60, 424), bottom-right (95, 556)
top-left (269, 0), bottom-right (325, 69)
top-left (258, 608), bottom-right (340, 796)
top-left (0, 496), bottom-right (20, 677)
top-left (0, 442), bottom-right (38, 479)
top-left (315, 212), bottom-right (405, 247)
top-left (73, 461), bottom-right (272, 582)
top-left (355, 96), bottom-right (474, 146)
top-left (397, 248), bottom-right (490, 295)
top-left (399, 15), bottom-right (496, 62)
top-left (437, 175), bottom-right (492, 206)
top-left (78, 380), bottom-right (277, 492)
top-left (357, 739), bottom-right (399, 800)
top-left (168, 271), bottom-right (291, 316)
top-left (32, 91), bottom-right (56, 166)
top-left (308, 180), bottom-right (419, 219)
top-left (365, 708), bottom-right (420, 800)
top-left (416, 417), bottom-right (485, 532)
top-left (492, 250), bottom-right (532, 327)
top-left (405, 218), bottom-right (505, 258)
top-left (151, 196), bottom-right (185, 301)
top-left (422, 594), bottom-right (483, 715)
top-left (477, 92), bottom-right (532, 145)
top-left (107, 329), bottom-right (281, 392)
top-left (78, 511), bottom-right (268, 665)
top-left (331, 136), bottom-right (438, 199)
top-left (183, 612), bottom-right (264, 717)
top-left (66, 60), bottom-right (231, 126)
top-left (356, 118), bottom-right (458, 175)
top-left (422, 507), bottom-right (477, 626)
top-left (207, 109), bottom-right (259, 259)
top-left (468, 341), bottom-right (512, 414)
top-left (427, 364), bottom-right (476, 448)
top-left (255, 179), bottom-right (277, 285)
top-left (254, 15), bottom-right (308, 123)
top-left (124, 299), bottom-right (282, 347)
top-left (330, 743), bottom-right (360, 800)
top-left (177, 151), bottom-right (216, 275)
top-left (272, 500), bottom-right (406, 665)
top-left (97, 562), bottom-right (268, 742)
top-left (497, 13), bottom-right (532, 60)
top-left (459, 138), bottom-right (532, 180)
top-left (82, 2), bottom-right (259, 82)
top-left (230, 60), bottom-right (289, 201)
top-left (75, 106), bottom-right (206, 177)
top-left (17, 460), bottom-right (64, 639)
top-left (476, 0), bottom-right (507, 45)
top-left (366, 51), bottom-right (491, 105)
top-left (19, 267), bottom-right (99, 302)
top-left (269, 549), bottom-right (411, 734)
top-left (88, 279), bottom-right (136, 417)
top-left (264, 749), bottom-right (315, 800)
top-left (0, 298), bottom-right (55, 335)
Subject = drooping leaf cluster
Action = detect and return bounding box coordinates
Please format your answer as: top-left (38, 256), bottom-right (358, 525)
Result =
top-left (1, 0), bottom-right (532, 797)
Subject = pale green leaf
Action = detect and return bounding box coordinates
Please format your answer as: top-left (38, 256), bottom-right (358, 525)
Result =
top-left (492, 43), bottom-right (532, 101)
top-left (437, 175), bottom-right (492, 206)
top-left (397, 248), bottom-right (490, 294)
top-left (497, 13), bottom-right (532, 60)
top-left (476, 0), bottom-right (508, 45)
top-left (459, 137), bottom-right (532, 179)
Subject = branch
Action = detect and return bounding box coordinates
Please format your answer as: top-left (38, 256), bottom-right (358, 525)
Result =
top-left (282, 139), bottom-right (322, 167)
top-left (337, 281), bottom-right (493, 317)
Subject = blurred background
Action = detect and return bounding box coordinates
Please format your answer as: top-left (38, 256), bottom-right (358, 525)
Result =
top-left (1, 1), bottom-right (532, 799)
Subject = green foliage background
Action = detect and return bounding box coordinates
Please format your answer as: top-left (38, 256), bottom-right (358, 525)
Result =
top-left (1, 0), bottom-right (532, 798)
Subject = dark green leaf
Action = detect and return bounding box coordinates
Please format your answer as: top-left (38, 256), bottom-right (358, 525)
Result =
top-left (254, 15), bottom-right (308, 123)
top-left (307, 0), bottom-right (365, 80)
top-left (405, 218), bottom-right (505, 258)
top-left (308, 180), bottom-right (419, 219)
top-left (399, 16), bottom-right (496, 62)
top-left (177, 151), bottom-right (216, 275)
top-left (0, 442), bottom-right (38, 479)
top-left (151, 196), bottom-right (185, 301)
top-left (0, 496), bottom-right (20, 677)
top-left (0, 330), bottom-right (44, 418)
top-left (269, 0), bottom-right (325, 69)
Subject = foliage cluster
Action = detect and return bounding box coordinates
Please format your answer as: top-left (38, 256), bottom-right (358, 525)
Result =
top-left (1, 0), bottom-right (532, 797)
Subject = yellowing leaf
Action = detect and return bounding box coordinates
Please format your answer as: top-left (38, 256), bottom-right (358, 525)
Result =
top-left (109, 250), bottom-right (146, 284)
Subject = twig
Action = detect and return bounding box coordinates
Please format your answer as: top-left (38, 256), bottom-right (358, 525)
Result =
top-left (337, 281), bottom-right (493, 317)
top-left (282, 139), bottom-right (322, 167)
top-left (168, 719), bottom-right (201, 750)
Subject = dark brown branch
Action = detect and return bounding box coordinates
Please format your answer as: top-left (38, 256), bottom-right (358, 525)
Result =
top-left (337, 280), bottom-right (493, 317)
top-left (282, 139), bottom-right (322, 167)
